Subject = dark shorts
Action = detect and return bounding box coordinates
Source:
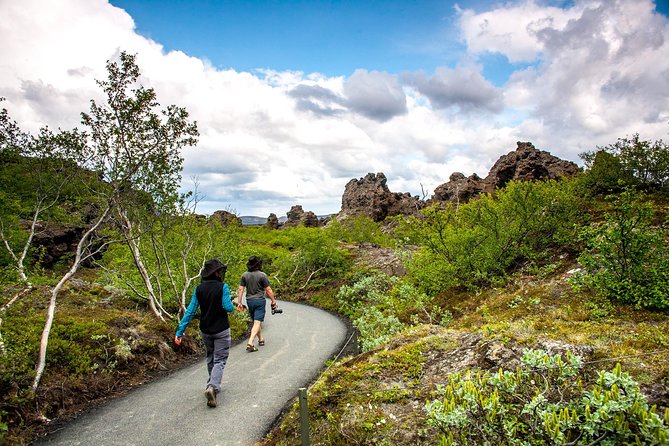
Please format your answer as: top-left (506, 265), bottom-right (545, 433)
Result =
top-left (247, 298), bottom-right (266, 321)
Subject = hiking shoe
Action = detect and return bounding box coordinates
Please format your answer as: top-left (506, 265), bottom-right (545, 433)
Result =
top-left (205, 385), bottom-right (217, 408)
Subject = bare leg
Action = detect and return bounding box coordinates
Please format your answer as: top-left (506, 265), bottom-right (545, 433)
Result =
top-left (254, 321), bottom-right (263, 342)
top-left (248, 320), bottom-right (262, 346)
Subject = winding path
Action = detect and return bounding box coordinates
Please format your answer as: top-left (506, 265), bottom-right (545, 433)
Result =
top-left (36, 300), bottom-right (348, 446)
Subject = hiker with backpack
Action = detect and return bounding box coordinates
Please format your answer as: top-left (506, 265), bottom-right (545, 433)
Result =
top-left (174, 259), bottom-right (235, 408)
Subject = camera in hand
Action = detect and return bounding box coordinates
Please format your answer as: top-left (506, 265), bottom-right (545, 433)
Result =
top-left (271, 304), bottom-right (282, 315)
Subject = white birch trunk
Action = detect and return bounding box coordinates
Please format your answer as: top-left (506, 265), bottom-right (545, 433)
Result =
top-left (32, 206), bottom-right (110, 391)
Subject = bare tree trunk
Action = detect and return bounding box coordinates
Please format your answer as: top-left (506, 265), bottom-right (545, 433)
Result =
top-left (32, 206), bottom-right (110, 391)
top-left (118, 209), bottom-right (164, 320)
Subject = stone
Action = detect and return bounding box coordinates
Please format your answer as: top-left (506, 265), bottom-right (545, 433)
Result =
top-left (430, 141), bottom-right (580, 206)
top-left (265, 213), bottom-right (280, 229)
top-left (283, 205), bottom-right (320, 228)
top-left (210, 210), bottom-right (242, 227)
top-left (339, 172), bottom-right (423, 222)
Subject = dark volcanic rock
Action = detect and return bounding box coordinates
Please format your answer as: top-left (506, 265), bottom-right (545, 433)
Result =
top-left (485, 141), bottom-right (580, 189)
top-left (283, 205), bottom-right (320, 228)
top-left (340, 172), bottom-right (423, 222)
top-left (432, 172), bottom-right (487, 204)
top-left (30, 222), bottom-right (91, 268)
top-left (431, 141), bottom-right (579, 205)
top-left (210, 210), bottom-right (242, 227)
top-left (265, 213), bottom-right (280, 229)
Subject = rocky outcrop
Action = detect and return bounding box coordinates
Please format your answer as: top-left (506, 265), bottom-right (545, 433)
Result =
top-left (283, 205), bottom-right (320, 228)
top-left (431, 142), bottom-right (579, 205)
top-left (265, 213), bottom-right (280, 229)
top-left (339, 173), bottom-right (423, 222)
top-left (29, 222), bottom-right (100, 268)
top-left (486, 141), bottom-right (580, 189)
top-left (210, 210), bottom-right (242, 227)
top-left (432, 172), bottom-right (487, 204)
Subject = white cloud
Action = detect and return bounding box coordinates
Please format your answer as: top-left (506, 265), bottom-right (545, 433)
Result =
top-left (459, 0), bottom-right (669, 157)
top-left (1, 0), bottom-right (669, 218)
top-left (457, 0), bottom-right (581, 62)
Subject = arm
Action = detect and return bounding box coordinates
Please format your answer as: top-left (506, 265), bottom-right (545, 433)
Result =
top-left (221, 283), bottom-right (234, 312)
top-left (235, 285), bottom-right (245, 311)
top-left (175, 289), bottom-right (199, 344)
top-left (265, 286), bottom-right (277, 306)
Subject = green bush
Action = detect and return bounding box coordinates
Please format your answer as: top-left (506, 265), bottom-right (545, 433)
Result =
top-left (574, 190), bottom-right (669, 309)
top-left (336, 272), bottom-right (442, 351)
top-left (272, 226), bottom-right (349, 291)
top-left (353, 306), bottom-right (404, 352)
top-left (580, 134), bottom-right (669, 192)
top-left (425, 349), bottom-right (669, 445)
top-left (397, 179), bottom-right (585, 290)
top-left (578, 150), bottom-right (631, 194)
top-left (325, 215), bottom-right (391, 246)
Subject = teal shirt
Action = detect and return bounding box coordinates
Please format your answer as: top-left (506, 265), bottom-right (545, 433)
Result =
top-left (176, 283), bottom-right (233, 337)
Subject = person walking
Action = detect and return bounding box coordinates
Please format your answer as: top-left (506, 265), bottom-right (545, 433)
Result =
top-left (174, 259), bottom-right (234, 408)
top-left (237, 256), bottom-right (277, 352)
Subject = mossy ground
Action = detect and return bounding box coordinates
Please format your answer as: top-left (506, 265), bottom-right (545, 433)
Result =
top-left (259, 260), bottom-right (669, 446)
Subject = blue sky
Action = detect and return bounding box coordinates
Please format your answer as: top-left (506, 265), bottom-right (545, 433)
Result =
top-left (110, 0), bottom-right (465, 77)
top-left (110, 0), bottom-right (669, 86)
top-left (2, 0), bottom-right (669, 216)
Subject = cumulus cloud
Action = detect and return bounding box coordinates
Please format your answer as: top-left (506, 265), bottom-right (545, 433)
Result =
top-left (452, 0), bottom-right (669, 162)
top-left (457, 0), bottom-right (580, 62)
top-left (343, 70), bottom-right (407, 121)
top-left (289, 70), bottom-right (407, 122)
top-left (405, 66), bottom-right (504, 113)
top-left (1, 0), bottom-right (668, 217)
top-left (288, 84), bottom-right (344, 117)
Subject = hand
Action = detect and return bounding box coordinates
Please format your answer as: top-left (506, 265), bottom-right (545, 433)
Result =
top-left (174, 336), bottom-right (182, 346)
top-left (236, 303), bottom-right (244, 311)
top-left (271, 302), bottom-right (277, 310)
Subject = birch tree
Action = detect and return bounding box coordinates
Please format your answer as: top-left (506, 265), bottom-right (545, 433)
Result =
top-left (33, 52), bottom-right (198, 390)
top-left (80, 52), bottom-right (199, 320)
top-left (0, 101), bottom-right (88, 356)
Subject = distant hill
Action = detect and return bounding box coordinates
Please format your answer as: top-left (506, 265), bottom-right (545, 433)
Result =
top-left (240, 215), bottom-right (288, 226)
top-left (239, 215), bottom-right (334, 226)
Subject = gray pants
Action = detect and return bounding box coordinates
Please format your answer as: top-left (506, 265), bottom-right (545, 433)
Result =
top-left (200, 328), bottom-right (231, 392)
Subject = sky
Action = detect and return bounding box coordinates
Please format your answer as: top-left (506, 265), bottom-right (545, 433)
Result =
top-left (1, 0), bottom-right (669, 217)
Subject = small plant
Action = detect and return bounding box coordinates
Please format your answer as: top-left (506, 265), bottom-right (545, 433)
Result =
top-left (425, 349), bottom-right (669, 445)
top-left (353, 306), bottom-right (404, 352)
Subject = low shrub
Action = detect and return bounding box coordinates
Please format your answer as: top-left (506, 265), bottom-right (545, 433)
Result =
top-left (425, 349), bottom-right (669, 445)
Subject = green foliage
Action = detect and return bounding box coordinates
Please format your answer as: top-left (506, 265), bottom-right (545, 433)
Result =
top-left (578, 150), bottom-right (632, 194)
top-left (580, 134), bottom-right (669, 193)
top-left (398, 179), bottom-right (585, 291)
top-left (425, 349), bottom-right (669, 445)
top-left (272, 226), bottom-right (349, 291)
top-left (353, 307), bottom-right (404, 351)
top-left (100, 216), bottom-right (242, 315)
top-left (325, 215), bottom-right (391, 246)
top-left (81, 52), bottom-right (198, 210)
top-left (574, 190), bottom-right (669, 309)
top-left (0, 102), bottom-right (94, 281)
top-left (337, 272), bottom-right (445, 351)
